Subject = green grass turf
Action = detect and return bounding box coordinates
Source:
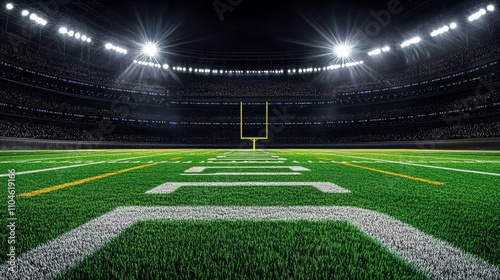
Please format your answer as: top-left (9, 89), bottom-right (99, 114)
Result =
top-left (0, 149), bottom-right (499, 279)
top-left (59, 221), bottom-right (427, 280)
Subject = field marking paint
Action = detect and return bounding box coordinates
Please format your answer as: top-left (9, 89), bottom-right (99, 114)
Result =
top-left (1, 206), bottom-right (498, 280)
top-left (209, 161), bottom-right (285, 164)
top-left (209, 158), bottom-right (287, 161)
top-left (18, 163), bottom-right (158, 198)
top-left (105, 150), bottom-right (194, 163)
top-left (184, 166), bottom-right (310, 173)
top-left (333, 154), bottom-right (500, 177)
top-left (170, 157), bottom-right (183, 161)
top-left (339, 162), bottom-right (445, 186)
top-left (181, 172), bottom-right (302, 176)
top-left (350, 152), bottom-right (500, 162)
top-left (16, 153), bottom-right (132, 163)
top-left (148, 182), bottom-right (348, 193)
top-left (0, 162), bottom-right (106, 177)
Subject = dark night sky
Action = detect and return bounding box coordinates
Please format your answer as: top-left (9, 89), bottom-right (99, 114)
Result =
top-left (96, 0), bottom-right (411, 52)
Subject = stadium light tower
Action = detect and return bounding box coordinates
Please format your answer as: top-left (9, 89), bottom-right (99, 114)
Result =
top-left (487, 4), bottom-right (495, 11)
top-left (333, 44), bottom-right (352, 58)
top-left (142, 42), bottom-right (158, 58)
top-left (6, 3), bottom-right (13, 10)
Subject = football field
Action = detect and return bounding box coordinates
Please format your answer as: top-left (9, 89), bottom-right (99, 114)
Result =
top-left (0, 149), bottom-right (499, 279)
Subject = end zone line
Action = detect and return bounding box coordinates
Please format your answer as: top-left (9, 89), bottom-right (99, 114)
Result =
top-left (18, 163), bottom-right (158, 198)
top-left (339, 162), bottom-right (444, 186)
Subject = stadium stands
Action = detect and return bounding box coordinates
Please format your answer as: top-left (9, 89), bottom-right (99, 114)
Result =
top-left (0, 27), bottom-right (499, 145)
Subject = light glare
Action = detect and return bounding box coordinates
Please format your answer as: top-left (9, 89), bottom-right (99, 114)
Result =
top-left (142, 42), bottom-right (158, 57)
top-left (334, 44), bottom-right (352, 58)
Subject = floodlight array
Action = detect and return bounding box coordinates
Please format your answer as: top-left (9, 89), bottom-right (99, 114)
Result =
top-left (133, 60), bottom-right (165, 69)
top-left (27, 12), bottom-right (47, 26)
top-left (368, 46), bottom-right (390, 56)
top-left (400, 36), bottom-right (421, 48)
top-left (105, 43), bottom-right (127, 54)
top-left (430, 23), bottom-right (457, 37)
top-left (59, 27), bottom-right (92, 43)
top-left (295, 61), bottom-right (364, 74)
top-left (468, 5), bottom-right (494, 22)
top-left (4, 1), bottom-right (500, 79)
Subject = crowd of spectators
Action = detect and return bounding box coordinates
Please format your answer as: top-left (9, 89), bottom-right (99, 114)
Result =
top-left (1, 115), bottom-right (498, 144)
top-left (1, 29), bottom-right (500, 144)
top-left (1, 77), bottom-right (498, 124)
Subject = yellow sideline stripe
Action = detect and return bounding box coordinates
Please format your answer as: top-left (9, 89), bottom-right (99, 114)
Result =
top-left (338, 162), bottom-right (444, 186)
top-left (170, 157), bottom-right (183, 161)
top-left (19, 163), bottom-right (158, 198)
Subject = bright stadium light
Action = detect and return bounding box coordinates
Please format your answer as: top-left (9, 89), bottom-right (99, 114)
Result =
top-left (81, 35), bottom-right (87, 41)
top-left (142, 42), bottom-right (158, 57)
top-left (105, 43), bottom-right (127, 54)
top-left (333, 44), bottom-right (352, 58)
top-left (86, 38), bottom-right (91, 43)
top-left (162, 64), bottom-right (169, 69)
top-left (468, 7), bottom-right (492, 21)
top-left (368, 48), bottom-right (381, 56)
top-left (67, 30), bottom-right (74, 36)
top-left (450, 22), bottom-right (457, 29)
top-left (6, 3), bottom-right (13, 10)
top-left (21, 10), bottom-right (28, 16)
top-left (401, 36), bottom-right (421, 48)
top-left (59, 27), bottom-right (68, 34)
top-left (382, 46), bottom-right (390, 52)
top-left (74, 32), bottom-right (81, 39)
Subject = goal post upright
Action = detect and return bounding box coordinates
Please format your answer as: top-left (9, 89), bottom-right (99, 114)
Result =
top-left (240, 101), bottom-right (269, 151)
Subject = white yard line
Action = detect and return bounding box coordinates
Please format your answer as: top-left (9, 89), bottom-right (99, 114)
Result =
top-left (108, 152), bottom-right (182, 162)
top-left (209, 161), bottom-right (285, 164)
top-left (327, 154), bottom-right (500, 177)
top-left (181, 172), bottom-right (302, 176)
top-left (184, 166), bottom-right (309, 173)
top-left (0, 162), bottom-right (105, 177)
top-left (18, 153), bottom-right (133, 163)
top-left (1, 206), bottom-right (497, 280)
top-left (208, 158), bottom-right (286, 161)
top-left (147, 182), bottom-right (348, 194)
top-left (337, 152), bottom-right (500, 162)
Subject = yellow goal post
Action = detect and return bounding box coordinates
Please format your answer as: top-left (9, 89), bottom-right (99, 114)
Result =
top-left (240, 101), bottom-right (269, 151)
